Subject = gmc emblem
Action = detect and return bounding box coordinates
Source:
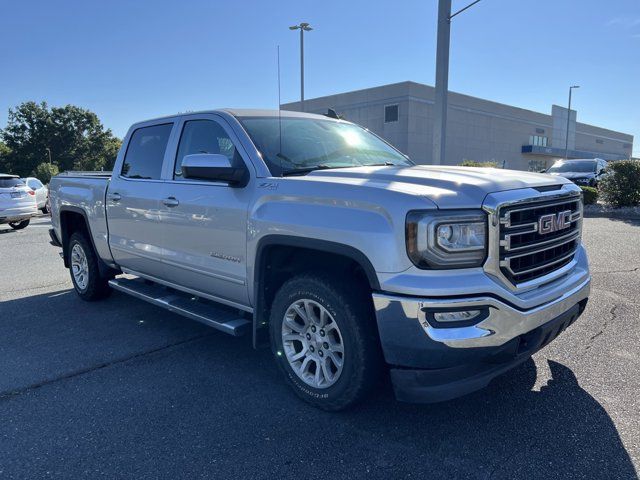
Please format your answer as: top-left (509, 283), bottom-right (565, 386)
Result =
top-left (538, 210), bottom-right (572, 235)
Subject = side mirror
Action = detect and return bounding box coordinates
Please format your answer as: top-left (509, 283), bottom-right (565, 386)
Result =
top-left (181, 154), bottom-right (247, 186)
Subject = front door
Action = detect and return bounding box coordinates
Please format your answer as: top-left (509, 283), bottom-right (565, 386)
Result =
top-left (107, 122), bottom-right (174, 279)
top-left (158, 115), bottom-right (252, 307)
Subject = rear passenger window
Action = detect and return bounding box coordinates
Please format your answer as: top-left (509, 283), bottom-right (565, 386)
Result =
top-left (121, 124), bottom-right (173, 180)
top-left (174, 120), bottom-right (238, 179)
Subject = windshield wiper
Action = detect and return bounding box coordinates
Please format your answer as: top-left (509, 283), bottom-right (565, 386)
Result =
top-left (282, 164), bottom-right (350, 176)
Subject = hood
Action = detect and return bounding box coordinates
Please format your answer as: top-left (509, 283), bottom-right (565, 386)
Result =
top-left (304, 165), bottom-right (569, 208)
top-left (548, 172), bottom-right (595, 180)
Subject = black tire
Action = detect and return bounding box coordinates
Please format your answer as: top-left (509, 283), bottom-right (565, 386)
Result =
top-left (68, 232), bottom-right (112, 301)
top-left (41, 205), bottom-right (49, 214)
top-left (9, 219), bottom-right (30, 230)
top-left (269, 274), bottom-right (382, 411)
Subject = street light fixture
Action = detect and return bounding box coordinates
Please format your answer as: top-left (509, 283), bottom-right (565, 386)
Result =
top-left (564, 85), bottom-right (580, 160)
top-left (289, 22), bottom-right (313, 112)
top-left (45, 147), bottom-right (52, 165)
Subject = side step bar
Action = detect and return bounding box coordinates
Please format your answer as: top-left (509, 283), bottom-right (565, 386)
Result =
top-left (108, 277), bottom-right (251, 336)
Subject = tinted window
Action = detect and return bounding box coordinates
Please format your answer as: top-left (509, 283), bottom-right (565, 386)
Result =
top-left (121, 123), bottom-right (173, 179)
top-left (174, 120), bottom-right (238, 179)
top-left (0, 177), bottom-right (25, 188)
top-left (384, 105), bottom-right (399, 123)
top-left (28, 179), bottom-right (42, 189)
top-left (548, 160), bottom-right (597, 173)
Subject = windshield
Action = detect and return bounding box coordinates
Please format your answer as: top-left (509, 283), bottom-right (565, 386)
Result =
top-left (548, 160), bottom-right (597, 173)
top-left (0, 177), bottom-right (26, 188)
top-left (238, 117), bottom-right (412, 175)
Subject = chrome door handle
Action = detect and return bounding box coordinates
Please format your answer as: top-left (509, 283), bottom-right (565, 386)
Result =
top-left (107, 192), bottom-right (121, 202)
top-left (162, 197), bottom-right (179, 208)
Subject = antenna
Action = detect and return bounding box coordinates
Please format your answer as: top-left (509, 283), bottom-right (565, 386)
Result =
top-left (277, 45), bottom-right (283, 176)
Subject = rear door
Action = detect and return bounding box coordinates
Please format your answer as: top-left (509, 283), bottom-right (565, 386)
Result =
top-left (158, 114), bottom-right (253, 307)
top-left (106, 122), bottom-right (175, 279)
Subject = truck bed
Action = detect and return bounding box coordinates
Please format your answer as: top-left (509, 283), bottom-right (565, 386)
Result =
top-left (49, 172), bottom-right (113, 265)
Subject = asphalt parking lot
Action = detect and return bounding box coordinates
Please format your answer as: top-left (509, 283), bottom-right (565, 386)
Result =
top-left (0, 215), bottom-right (638, 479)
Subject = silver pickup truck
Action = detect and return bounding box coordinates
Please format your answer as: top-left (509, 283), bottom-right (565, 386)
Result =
top-left (49, 109), bottom-right (591, 410)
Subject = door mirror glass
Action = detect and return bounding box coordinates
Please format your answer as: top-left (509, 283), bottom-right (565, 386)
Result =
top-left (181, 154), bottom-right (246, 185)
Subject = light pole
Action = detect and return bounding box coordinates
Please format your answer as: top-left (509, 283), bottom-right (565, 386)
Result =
top-left (46, 147), bottom-right (52, 165)
top-left (564, 85), bottom-right (580, 160)
top-left (432, 0), bottom-right (481, 165)
top-left (289, 22), bottom-right (313, 112)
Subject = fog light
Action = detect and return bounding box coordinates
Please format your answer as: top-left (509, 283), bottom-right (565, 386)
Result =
top-left (433, 310), bottom-right (481, 323)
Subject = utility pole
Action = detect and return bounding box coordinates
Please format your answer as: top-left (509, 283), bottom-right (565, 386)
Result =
top-left (432, 0), bottom-right (481, 165)
top-left (289, 22), bottom-right (313, 112)
top-left (46, 147), bottom-right (52, 165)
top-left (564, 85), bottom-right (580, 160)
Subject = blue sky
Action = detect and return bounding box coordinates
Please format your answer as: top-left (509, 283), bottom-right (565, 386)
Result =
top-left (1, 0), bottom-right (639, 156)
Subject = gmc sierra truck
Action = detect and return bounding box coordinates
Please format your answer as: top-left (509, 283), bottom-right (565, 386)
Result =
top-left (49, 109), bottom-right (590, 411)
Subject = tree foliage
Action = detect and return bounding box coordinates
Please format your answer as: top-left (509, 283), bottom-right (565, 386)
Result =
top-left (580, 186), bottom-right (598, 205)
top-left (459, 159), bottom-right (498, 168)
top-left (599, 160), bottom-right (640, 207)
top-left (0, 101), bottom-right (121, 177)
top-left (34, 162), bottom-right (60, 185)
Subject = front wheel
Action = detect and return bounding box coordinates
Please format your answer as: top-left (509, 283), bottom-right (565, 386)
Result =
top-left (68, 232), bottom-right (112, 301)
top-left (9, 219), bottom-right (30, 230)
top-left (269, 274), bottom-right (382, 411)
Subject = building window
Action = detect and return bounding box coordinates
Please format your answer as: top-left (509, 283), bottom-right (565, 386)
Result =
top-left (384, 104), bottom-right (399, 123)
top-left (536, 128), bottom-right (545, 134)
top-left (529, 135), bottom-right (548, 147)
top-left (596, 139), bottom-right (604, 144)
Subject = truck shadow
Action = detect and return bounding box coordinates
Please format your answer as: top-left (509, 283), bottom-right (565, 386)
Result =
top-left (0, 289), bottom-right (636, 479)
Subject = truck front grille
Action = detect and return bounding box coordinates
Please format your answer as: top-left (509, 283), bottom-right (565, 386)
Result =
top-left (498, 197), bottom-right (582, 285)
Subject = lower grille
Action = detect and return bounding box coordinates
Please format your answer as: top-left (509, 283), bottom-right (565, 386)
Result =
top-left (499, 196), bottom-right (582, 285)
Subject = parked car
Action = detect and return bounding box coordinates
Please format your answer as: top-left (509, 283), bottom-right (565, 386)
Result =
top-left (48, 110), bottom-right (591, 410)
top-left (0, 174), bottom-right (38, 230)
top-left (23, 176), bottom-right (49, 212)
top-left (545, 158), bottom-right (607, 187)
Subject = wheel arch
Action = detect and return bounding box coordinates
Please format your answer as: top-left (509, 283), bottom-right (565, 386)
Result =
top-left (59, 206), bottom-right (117, 277)
top-left (252, 235), bottom-right (380, 347)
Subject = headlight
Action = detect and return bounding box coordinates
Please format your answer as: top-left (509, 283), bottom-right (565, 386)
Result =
top-left (406, 210), bottom-right (487, 269)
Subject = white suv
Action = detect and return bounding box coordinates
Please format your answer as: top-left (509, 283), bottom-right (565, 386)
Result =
top-left (0, 174), bottom-right (38, 230)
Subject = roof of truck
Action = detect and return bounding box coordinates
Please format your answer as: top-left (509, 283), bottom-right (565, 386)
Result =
top-left (131, 109), bottom-right (339, 127)
top-left (0, 173), bottom-right (19, 178)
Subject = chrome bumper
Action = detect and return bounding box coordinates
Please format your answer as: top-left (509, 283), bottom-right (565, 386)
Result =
top-left (373, 276), bottom-right (590, 351)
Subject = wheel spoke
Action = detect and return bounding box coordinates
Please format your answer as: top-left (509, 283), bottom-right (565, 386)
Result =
top-left (281, 298), bottom-right (345, 389)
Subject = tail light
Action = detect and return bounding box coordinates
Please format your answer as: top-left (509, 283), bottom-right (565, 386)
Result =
top-left (27, 190), bottom-right (35, 196)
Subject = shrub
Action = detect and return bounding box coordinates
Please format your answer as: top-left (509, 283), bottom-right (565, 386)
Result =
top-left (459, 160), bottom-right (498, 168)
top-left (33, 162), bottom-right (59, 185)
top-left (580, 186), bottom-right (598, 205)
top-left (599, 160), bottom-right (640, 207)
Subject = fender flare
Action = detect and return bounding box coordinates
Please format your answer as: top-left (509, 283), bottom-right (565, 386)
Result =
top-left (252, 235), bottom-right (380, 347)
top-left (58, 205), bottom-right (115, 277)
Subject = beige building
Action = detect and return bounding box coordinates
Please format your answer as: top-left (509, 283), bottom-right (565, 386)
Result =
top-left (282, 81), bottom-right (634, 171)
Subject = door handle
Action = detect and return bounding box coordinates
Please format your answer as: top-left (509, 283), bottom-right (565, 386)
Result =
top-left (162, 197), bottom-right (179, 208)
top-left (107, 192), bottom-right (121, 202)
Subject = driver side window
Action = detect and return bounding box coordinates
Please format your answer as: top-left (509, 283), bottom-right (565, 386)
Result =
top-left (174, 120), bottom-right (238, 179)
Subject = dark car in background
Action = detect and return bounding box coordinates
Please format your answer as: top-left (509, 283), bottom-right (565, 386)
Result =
top-left (545, 158), bottom-right (608, 188)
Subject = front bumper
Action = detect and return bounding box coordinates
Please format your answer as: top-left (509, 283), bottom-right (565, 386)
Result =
top-left (372, 275), bottom-right (590, 403)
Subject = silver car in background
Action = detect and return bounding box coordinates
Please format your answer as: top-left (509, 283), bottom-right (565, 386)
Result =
top-left (0, 174), bottom-right (38, 230)
top-left (23, 176), bottom-right (49, 213)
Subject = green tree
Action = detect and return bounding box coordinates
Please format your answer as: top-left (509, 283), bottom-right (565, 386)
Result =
top-left (0, 101), bottom-right (122, 177)
top-left (34, 162), bottom-right (60, 184)
top-left (0, 141), bottom-right (11, 173)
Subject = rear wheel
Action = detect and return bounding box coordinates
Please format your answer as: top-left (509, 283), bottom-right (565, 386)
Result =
top-left (9, 219), bottom-right (30, 230)
top-left (68, 232), bottom-right (112, 301)
top-left (269, 274), bottom-right (382, 411)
